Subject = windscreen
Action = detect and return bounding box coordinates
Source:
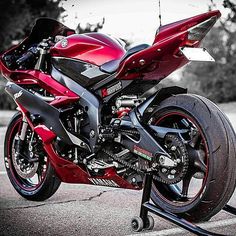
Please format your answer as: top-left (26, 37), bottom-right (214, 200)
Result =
top-left (27, 18), bottom-right (75, 44)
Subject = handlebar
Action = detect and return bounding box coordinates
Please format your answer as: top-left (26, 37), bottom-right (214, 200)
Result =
top-left (16, 46), bottom-right (39, 66)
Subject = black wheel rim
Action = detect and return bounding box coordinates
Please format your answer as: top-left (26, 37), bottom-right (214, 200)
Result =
top-left (7, 117), bottom-right (48, 191)
top-left (152, 110), bottom-right (209, 206)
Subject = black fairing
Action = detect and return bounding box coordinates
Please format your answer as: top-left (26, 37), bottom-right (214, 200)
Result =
top-left (28, 18), bottom-right (75, 44)
top-left (3, 18), bottom-right (75, 55)
top-left (5, 82), bottom-right (74, 145)
top-left (51, 57), bottom-right (110, 88)
top-left (2, 18), bottom-right (76, 70)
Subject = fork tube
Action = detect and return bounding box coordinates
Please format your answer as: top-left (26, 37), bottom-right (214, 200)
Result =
top-left (19, 116), bottom-right (28, 141)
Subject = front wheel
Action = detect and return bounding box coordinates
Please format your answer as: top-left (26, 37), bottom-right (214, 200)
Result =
top-left (4, 112), bottom-right (61, 201)
top-left (150, 94), bottom-right (236, 222)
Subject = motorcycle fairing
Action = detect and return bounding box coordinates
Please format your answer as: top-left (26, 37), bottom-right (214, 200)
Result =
top-left (1, 11), bottom-right (221, 87)
top-left (114, 11), bottom-right (221, 80)
top-left (5, 82), bottom-right (90, 150)
top-left (51, 67), bottom-right (101, 152)
top-left (44, 142), bottom-right (136, 188)
top-left (51, 57), bottom-right (110, 88)
top-left (154, 11), bottom-right (220, 44)
top-left (1, 18), bottom-right (75, 62)
top-left (51, 33), bottom-right (126, 66)
top-left (137, 86), bottom-right (187, 117)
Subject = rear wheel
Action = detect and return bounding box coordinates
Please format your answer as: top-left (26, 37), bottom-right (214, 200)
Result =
top-left (4, 112), bottom-right (61, 201)
top-left (150, 94), bottom-right (236, 222)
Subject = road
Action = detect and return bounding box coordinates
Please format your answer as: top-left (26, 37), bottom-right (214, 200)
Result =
top-left (1, 112), bottom-right (236, 235)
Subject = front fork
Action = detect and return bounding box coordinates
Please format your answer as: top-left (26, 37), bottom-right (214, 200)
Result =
top-left (16, 115), bottom-right (28, 154)
top-left (19, 116), bottom-right (28, 141)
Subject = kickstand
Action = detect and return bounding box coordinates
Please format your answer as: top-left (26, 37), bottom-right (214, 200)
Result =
top-left (131, 173), bottom-right (235, 236)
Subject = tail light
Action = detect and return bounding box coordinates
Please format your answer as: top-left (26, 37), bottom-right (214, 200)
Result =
top-left (187, 16), bottom-right (217, 44)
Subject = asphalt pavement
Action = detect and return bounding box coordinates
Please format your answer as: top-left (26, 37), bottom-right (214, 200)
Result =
top-left (1, 111), bottom-right (236, 236)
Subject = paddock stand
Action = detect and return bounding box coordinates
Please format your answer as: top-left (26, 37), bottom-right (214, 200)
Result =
top-left (131, 173), bottom-right (236, 235)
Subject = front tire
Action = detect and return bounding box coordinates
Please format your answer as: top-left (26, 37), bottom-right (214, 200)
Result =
top-left (4, 112), bottom-right (61, 201)
top-left (150, 94), bottom-right (236, 222)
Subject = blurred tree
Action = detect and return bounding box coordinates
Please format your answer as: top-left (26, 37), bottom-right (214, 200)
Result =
top-left (182, 0), bottom-right (236, 102)
top-left (0, 0), bottom-right (64, 110)
top-left (0, 0), bottom-right (64, 53)
top-left (76, 17), bottom-right (105, 34)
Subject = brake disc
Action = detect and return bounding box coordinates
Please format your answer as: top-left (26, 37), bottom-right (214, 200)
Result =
top-left (12, 137), bottom-right (39, 179)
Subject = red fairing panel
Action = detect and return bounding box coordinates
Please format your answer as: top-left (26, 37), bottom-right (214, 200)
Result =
top-left (51, 33), bottom-right (126, 66)
top-left (43, 143), bottom-right (137, 189)
top-left (154, 10), bottom-right (221, 44)
top-left (0, 59), bottom-right (78, 98)
top-left (115, 10), bottom-right (221, 81)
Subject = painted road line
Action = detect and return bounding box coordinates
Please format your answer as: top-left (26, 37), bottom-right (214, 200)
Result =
top-left (128, 217), bottom-right (236, 236)
top-left (0, 171), bottom-right (6, 175)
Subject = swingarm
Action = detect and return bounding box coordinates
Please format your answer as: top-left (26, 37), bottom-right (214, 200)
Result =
top-left (112, 108), bottom-right (189, 168)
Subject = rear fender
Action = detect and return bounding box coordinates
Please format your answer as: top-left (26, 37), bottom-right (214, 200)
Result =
top-left (138, 86), bottom-right (187, 119)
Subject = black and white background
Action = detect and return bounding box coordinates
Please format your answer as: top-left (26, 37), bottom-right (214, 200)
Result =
top-left (1, 1), bottom-right (236, 235)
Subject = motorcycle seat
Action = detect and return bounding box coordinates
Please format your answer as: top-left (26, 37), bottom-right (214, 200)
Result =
top-left (100, 43), bottom-right (149, 74)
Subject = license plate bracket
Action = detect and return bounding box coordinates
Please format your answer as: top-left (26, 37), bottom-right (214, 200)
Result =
top-left (180, 47), bottom-right (215, 62)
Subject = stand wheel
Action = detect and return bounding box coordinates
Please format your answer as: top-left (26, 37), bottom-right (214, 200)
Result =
top-left (145, 215), bottom-right (154, 230)
top-left (131, 216), bottom-right (144, 232)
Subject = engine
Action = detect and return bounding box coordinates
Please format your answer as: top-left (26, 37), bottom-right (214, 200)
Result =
top-left (53, 104), bottom-right (90, 164)
top-left (21, 84), bottom-right (149, 188)
top-left (53, 93), bottom-right (147, 187)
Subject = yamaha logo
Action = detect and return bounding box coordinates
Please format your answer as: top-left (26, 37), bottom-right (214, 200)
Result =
top-left (61, 39), bottom-right (68, 48)
top-left (14, 90), bottom-right (23, 100)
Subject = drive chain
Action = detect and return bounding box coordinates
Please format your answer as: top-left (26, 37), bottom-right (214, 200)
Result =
top-left (102, 148), bottom-right (168, 183)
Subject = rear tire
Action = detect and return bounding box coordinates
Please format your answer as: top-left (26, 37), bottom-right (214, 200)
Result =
top-left (4, 112), bottom-right (61, 201)
top-left (150, 94), bottom-right (236, 222)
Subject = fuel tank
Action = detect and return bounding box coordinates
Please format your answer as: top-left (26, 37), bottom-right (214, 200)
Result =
top-left (51, 33), bottom-right (126, 66)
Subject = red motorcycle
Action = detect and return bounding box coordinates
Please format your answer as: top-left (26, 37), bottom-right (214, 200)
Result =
top-left (1, 10), bottom-right (236, 226)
